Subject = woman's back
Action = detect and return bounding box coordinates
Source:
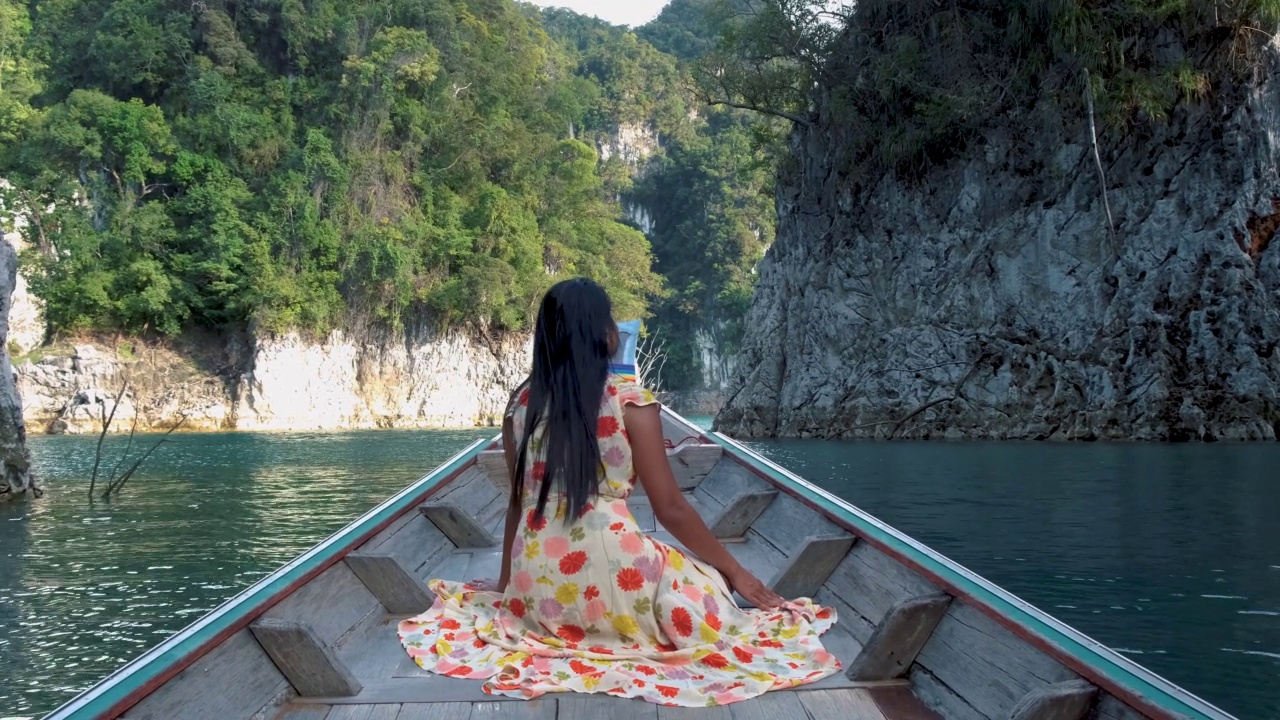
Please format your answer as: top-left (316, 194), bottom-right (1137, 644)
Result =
top-left (506, 373), bottom-right (656, 512)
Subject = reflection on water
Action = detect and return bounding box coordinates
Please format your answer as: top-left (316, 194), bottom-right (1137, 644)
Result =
top-left (746, 439), bottom-right (1280, 720)
top-left (1, 430), bottom-right (1276, 718)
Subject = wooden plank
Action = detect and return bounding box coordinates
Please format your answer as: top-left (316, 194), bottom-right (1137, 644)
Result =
top-left (432, 550), bottom-right (474, 582)
top-left (907, 665), bottom-right (985, 720)
top-left (726, 691), bottom-right (809, 720)
top-left (629, 498), bottom-right (658, 532)
top-left (796, 689), bottom-right (887, 719)
top-left (667, 444), bottom-right (723, 489)
top-left (769, 534), bottom-right (855, 600)
top-left (557, 695), bottom-right (658, 720)
top-left (846, 592), bottom-right (952, 681)
top-left (432, 469), bottom-right (503, 517)
top-left (474, 490), bottom-right (511, 538)
top-left (465, 549), bottom-right (503, 581)
top-left (421, 503), bottom-right (499, 548)
top-left (469, 698), bottom-right (556, 719)
top-left (272, 705), bottom-right (333, 720)
top-left (250, 618), bottom-right (362, 697)
top-left (657, 705), bottom-right (732, 720)
top-left (697, 460), bottom-right (772, 507)
top-left (751, 493), bottom-right (845, 557)
top-left (477, 450), bottom-right (510, 491)
top-left (120, 628), bottom-right (290, 720)
top-left (360, 512), bottom-right (456, 581)
top-left (708, 490), bottom-right (776, 538)
top-left (346, 552), bottom-right (436, 614)
top-left (327, 705), bottom-right (402, 720)
top-left (724, 530), bottom-right (788, 608)
top-left (795, 622), bottom-right (865, 691)
top-left (340, 614), bottom-right (409, 681)
top-left (263, 562), bottom-right (383, 648)
top-left (301, 677), bottom-right (514, 704)
top-left (1093, 693), bottom-right (1149, 720)
top-left (866, 686), bottom-right (944, 720)
top-left (913, 603), bottom-right (1077, 719)
top-left (396, 702), bottom-right (475, 720)
top-left (1010, 680), bottom-right (1099, 720)
top-left (813, 588), bottom-right (879, 646)
top-left (824, 543), bottom-right (939, 628)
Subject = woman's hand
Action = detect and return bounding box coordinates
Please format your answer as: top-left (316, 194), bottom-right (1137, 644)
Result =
top-left (468, 577), bottom-right (506, 593)
top-left (725, 566), bottom-right (785, 610)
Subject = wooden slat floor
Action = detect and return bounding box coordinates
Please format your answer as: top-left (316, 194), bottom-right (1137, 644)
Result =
top-left (277, 686), bottom-right (932, 719)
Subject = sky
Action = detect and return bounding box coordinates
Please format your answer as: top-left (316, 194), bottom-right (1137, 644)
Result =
top-left (525, 0), bottom-right (668, 27)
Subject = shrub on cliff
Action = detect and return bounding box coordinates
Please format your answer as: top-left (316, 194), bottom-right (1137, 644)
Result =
top-left (706, 0), bottom-right (1280, 175)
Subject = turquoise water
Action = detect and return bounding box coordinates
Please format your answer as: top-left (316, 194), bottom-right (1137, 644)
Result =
top-left (1, 429), bottom-right (1277, 717)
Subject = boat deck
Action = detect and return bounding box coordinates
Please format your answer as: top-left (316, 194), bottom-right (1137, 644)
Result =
top-left (270, 496), bottom-right (938, 720)
top-left (275, 686), bottom-right (924, 719)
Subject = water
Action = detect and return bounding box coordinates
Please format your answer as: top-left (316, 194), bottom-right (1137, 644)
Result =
top-left (1, 432), bottom-right (1277, 718)
top-left (0, 429), bottom-right (492, 717)
top-left (746, 439), bottom-right (1280, 719)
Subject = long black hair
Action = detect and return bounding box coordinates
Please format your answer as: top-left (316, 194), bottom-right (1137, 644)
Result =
top-left (513, 278), bottom-right (615, 523)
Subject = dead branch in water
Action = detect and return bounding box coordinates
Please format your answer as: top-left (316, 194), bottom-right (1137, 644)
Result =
top-left (101, 415), bottom-right (188, 499)
top-left (88, 381), bottom-right (128, 500)
top-left (84, 377), bottom-right (189, 501)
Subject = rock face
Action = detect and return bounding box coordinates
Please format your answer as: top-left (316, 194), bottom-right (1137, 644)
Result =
top-left (1, 204), bottom-right (46, 355)
top-left (0, 239), bottom-right (37, 500)
top-left (17, 328), bottom-right (531, 435)
top-left (718, 44), bottom-right (1280, 441)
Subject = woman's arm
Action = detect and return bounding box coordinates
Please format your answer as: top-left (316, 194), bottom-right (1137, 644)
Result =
top-left (496, 415), bottom-right (520, 593)
top-left (625, 403), bottom-right (784, 609)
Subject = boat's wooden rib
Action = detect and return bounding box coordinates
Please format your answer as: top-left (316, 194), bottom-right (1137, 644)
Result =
top-left (706, 488), bottom-right (776, 539)
top-left (52, 410), bottom-right (1240, 720)
top-left (250, 619), bottom-right (363, 698)
top-left (360, 510), bottom-right (454, 583)
top-left (419, 502), bottom-right (499, 548)
top-left (768, 534), bottom-right (856, 600)
top-left (1008, 679), bottom-right (1099, 720)
top-left (343, 553), bottom-right (435, 615)
top-left (845, 592), bottom-right (953, 681)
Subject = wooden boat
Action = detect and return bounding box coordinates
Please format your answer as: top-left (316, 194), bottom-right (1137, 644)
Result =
top-left (44, 409), bottom-right (1237, 720)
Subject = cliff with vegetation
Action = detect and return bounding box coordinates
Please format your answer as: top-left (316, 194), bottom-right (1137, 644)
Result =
top-left (0, 0), bottom-right (774, 434)
top-left (0, 239), bottom-right (35, 499)
top-left (717, 1), bottom-right (1280, 441)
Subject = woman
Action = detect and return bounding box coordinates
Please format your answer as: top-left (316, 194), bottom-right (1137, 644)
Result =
top-left (399, 278), bottom-right (839, 706)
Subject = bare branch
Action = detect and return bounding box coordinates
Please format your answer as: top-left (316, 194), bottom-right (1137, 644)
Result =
top-left (705, 99), bottom-right (808, 124)
top-left (88, 381), bottom-right (128, 499)
top-left (102, 415), bottom-right (188, 499)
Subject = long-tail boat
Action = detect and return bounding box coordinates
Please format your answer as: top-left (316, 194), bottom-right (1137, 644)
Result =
top-left (43, 409), bottom-right (1237, 720)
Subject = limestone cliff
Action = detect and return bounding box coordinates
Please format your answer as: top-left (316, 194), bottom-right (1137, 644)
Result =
top-left (718, 43), bottom-right (1280, 441)
top-left (0, 239), bottom-right (37, 500)
top-left (17, 328), bottom-right (531, 435)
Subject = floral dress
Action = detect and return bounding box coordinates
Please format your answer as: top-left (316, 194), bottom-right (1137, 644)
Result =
top-left (398, 374), bottom-right (840, 706)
